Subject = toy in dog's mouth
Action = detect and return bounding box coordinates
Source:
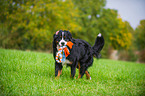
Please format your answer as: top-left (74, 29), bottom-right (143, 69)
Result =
top-left (57, 41), bottom-right (74, 57)
top-left (56, 41), bottom-right (74, 65)
top-left (56, 40), bottom-right (67, 52)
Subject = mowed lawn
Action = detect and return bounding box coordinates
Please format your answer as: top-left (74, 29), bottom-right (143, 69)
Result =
top-left (0, 49), bottom-right (145, 95)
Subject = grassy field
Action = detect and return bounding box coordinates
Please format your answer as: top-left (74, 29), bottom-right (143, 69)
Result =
top-left (0, 49), bottom-right (145, 95)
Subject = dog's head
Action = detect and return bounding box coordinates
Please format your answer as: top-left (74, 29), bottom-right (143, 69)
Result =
top-left (53, 30), bottom-right (72, 47)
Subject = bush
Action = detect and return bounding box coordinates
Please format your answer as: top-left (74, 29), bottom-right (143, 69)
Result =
top-left (118, 48), bottom-right (138, 62)
top-left (139, 49), bottom-right (145, 63)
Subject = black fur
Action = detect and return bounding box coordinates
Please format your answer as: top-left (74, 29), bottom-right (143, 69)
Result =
top-left (53, 30), bottom-right (104, 79)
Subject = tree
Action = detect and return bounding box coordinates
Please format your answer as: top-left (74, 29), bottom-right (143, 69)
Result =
top-left (99, 9), bottom-right (132, 50)
top-left (0, 0), bottom-right (134, 57)
top-left (0, 0), bottom-right (81, 50)
top-left (135, 20), bottom-right (145, 50)
top-left (72, 0), bottom-right (106, 45)
top-left (109, 15), bottom-right (132, 50)
top-left (135, 20), bottom-right (145, 62)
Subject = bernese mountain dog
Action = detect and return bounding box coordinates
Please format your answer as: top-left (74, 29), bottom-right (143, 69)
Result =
top-left (53, 30), bottom-right (104, 79)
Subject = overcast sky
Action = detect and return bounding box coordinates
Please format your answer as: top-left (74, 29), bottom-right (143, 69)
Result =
top-left (105, 0), bottom-right (145, 29)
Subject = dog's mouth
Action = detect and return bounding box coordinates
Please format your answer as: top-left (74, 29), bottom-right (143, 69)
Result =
top-left (56, 40), bottom-right (68, 50)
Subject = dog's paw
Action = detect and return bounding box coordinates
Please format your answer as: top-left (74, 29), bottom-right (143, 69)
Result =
top-left (90, 77), bottom-right (91, 80)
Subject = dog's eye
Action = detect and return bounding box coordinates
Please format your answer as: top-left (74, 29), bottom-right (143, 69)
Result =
top-left (64, 36), bottom-right (66, 39)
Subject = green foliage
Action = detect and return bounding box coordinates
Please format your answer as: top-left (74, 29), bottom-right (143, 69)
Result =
top-left (106, 14), bottom-right (132, 50)
top-left (135, 20), bottom-right (145, 62)
top-left (118, 48), bottom-right (138, 62)
top-left (0, 0), bottom-right (134, 58)
top-left (96, 9), bottom-right (132, 58)
top-left (72, 0), bottom-right (106, 45)
top-left (135, 20), bottom-right (145, 50)
top-left (0, 49), bottom-right (145, 95)
top-left (0, 0), bottom-right (81, 50)
top-left (117, 21), bottom-right (138, 62)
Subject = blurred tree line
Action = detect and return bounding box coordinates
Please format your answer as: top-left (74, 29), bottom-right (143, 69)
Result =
top-left (135, 20), bottom-right (145, 62)
top-left (0, 0), bottom-right (144, 62)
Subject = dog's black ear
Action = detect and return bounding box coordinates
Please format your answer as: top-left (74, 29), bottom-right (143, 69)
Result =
top-left (53, 30), bottom-right (60, 40)
top-left (67, 31), bottom-right (72, 40)
top-left (53, 34), bottom-right (57, 40)
top-left (53, 34), bottom-right (56, 38)
top-left (53, 34), bottom-right (57, 59)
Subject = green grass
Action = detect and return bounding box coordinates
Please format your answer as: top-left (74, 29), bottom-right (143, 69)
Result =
top-left (0, 49), bottom-right (145, 95)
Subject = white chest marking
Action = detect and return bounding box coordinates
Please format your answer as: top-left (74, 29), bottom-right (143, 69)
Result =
top-left (62, 59), bottom-right (72, 66)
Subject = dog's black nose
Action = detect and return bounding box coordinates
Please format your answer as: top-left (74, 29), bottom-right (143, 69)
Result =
top-left (61, 42), bottom-right (65, 46)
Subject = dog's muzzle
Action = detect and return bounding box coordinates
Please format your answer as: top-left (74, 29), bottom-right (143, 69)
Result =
top-left (59, 39), bottom-right (67, 47)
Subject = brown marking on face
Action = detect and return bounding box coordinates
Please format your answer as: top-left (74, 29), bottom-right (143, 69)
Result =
top-left (56, 41), bottom-right (58, 44)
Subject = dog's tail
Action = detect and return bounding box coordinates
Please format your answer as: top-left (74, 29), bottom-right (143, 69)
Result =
top-left (92, 33), bottom-right (105, 58)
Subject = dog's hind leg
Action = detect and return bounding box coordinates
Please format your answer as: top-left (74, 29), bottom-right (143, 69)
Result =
top-left (79, 64), bottom-right (86, 78)
top-left (79, 63), bottom-right (91, 80)
top-left (85, 70), bottom-right (91, 80)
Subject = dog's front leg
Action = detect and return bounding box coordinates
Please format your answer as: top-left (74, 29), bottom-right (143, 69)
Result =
top-left (55, 62), bottom-right (63, 78)
top-left (70, 61), bottom-right (78, 79)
